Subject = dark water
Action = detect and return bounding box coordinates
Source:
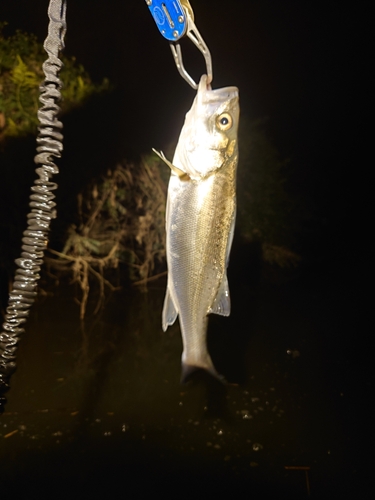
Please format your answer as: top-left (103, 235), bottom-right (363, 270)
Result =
top-left (0, 257), bottom-right (368, 499)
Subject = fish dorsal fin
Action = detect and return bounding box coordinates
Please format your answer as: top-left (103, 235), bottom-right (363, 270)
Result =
top-left (152, 148), bottom-right (190, 181)
top-left (209, 273), bottom-right (231, 317)
top-left (162, 287), bottom-right (178, 331)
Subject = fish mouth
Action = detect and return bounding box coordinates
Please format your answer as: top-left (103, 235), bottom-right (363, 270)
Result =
top-left (210, 86), bottom-right (239, 98)
top-left (203, 86), bottom-right (239, 105)
top-left (198, 75), bottom-right (239, 103)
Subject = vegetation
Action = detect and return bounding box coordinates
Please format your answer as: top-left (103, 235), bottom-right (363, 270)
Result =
top-left (45, 119), bottom-right (300, 318)
top-left (237, 117), bottom-right (300, 268)
top-left (0, 23), bottom-right (109, 142)
top-left (0, 23), bottom-right (300, 319)
top-left (46, 157), bottom-right (167, 318)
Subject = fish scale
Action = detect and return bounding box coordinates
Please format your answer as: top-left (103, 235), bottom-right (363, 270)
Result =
top-left (160, 75), bottom-right (240, 381)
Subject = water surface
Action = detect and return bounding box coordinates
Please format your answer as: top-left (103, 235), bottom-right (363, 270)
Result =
top-left (1, 263), bottom-right (365, 498)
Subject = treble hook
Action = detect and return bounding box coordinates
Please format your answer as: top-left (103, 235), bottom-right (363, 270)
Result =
top-left (145, 0), bottom-right (213, 88)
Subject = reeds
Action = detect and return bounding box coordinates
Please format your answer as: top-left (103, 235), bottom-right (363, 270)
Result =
top-left (46, 157), bottom-right (167, 318)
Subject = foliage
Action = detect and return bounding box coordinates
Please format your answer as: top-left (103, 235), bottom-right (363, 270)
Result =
top-left (45, 114), bottom-right (302, 320)
top-left (0, 22), bottom-right (109, 141)
top-left (237, 117), bottom-right (300, 267)
top-left (46, 157), bottom-right (167, 318)
top-left (45, 115), bottom-right (301, 320)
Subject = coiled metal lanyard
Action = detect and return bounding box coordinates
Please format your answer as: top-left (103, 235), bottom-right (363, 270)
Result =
top-left (145, 0), bottom-right (213, 88)
top-left (0, 0), bottom-right (66, 414)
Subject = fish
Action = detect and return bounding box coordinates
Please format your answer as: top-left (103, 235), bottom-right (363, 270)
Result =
top-left (154, 74), bottom-right (240, 382)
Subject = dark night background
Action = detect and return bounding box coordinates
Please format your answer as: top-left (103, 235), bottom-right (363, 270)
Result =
top-left (0, 1), bottom-right (370, 498)
top-left (1, 0), bottom-right (364, 265)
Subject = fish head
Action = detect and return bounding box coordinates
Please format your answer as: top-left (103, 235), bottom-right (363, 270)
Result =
top-left (173, 75), bottom-right (240, 179)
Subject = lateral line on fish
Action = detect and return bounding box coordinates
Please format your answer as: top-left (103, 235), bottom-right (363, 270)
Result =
top-left (152, 148), bottom-right (190, 181)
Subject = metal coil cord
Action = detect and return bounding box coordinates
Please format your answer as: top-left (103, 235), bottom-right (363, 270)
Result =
top-left (0, 0), bottom-right (67, 414)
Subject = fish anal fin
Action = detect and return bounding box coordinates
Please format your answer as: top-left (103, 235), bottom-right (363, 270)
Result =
top-left (162, 287), bottom-right (178, 331)
top-left (152, 148), bottom-right (190, 181)
top-left (209, 273), bottom-right (231, 316)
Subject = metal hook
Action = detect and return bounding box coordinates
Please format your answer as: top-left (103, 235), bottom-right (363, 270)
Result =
top-left (170, 4), bottom-right (213, 89)
top-left (146, 0), bottom-right (213, 88)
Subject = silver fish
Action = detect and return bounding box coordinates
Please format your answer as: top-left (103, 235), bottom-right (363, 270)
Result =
top-left (156, 74), bottom-right (240, 381)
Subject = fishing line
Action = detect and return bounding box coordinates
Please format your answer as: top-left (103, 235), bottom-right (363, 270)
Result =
top-left (0, 0), bottom-right (67, 414)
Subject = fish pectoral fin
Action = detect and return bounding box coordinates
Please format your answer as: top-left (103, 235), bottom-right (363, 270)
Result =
top-left (209, 273), bottom-right (231, 316)
top-left (162, 287), bottom-right (178, 331)
top-left (152, 148), bottom-right (190, 181)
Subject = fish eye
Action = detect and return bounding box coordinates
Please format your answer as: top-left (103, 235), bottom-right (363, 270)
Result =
top-left (216, 112), bottom-right (233, 131)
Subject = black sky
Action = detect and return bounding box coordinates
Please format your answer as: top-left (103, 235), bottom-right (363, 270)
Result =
top-left (1, 0), bottom-right (360, 265)
top-left (1, 1), bottom-right (353, 148)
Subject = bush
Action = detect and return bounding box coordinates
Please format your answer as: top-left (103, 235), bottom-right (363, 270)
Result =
top-left (0, 22), bottom-right (109, 142)
top-left (237, 117), bottom-right (300, 267)
top-left (46, 156), bottom-right (167, 318)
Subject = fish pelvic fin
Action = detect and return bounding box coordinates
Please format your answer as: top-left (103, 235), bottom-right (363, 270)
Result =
top-left (152, 148), bottom-right (190, 181)
top-left (162, 287), bottom-right (178, 331)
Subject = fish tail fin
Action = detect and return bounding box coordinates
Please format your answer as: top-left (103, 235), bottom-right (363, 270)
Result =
top-left (180, 361), bottom-right (226, 385)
